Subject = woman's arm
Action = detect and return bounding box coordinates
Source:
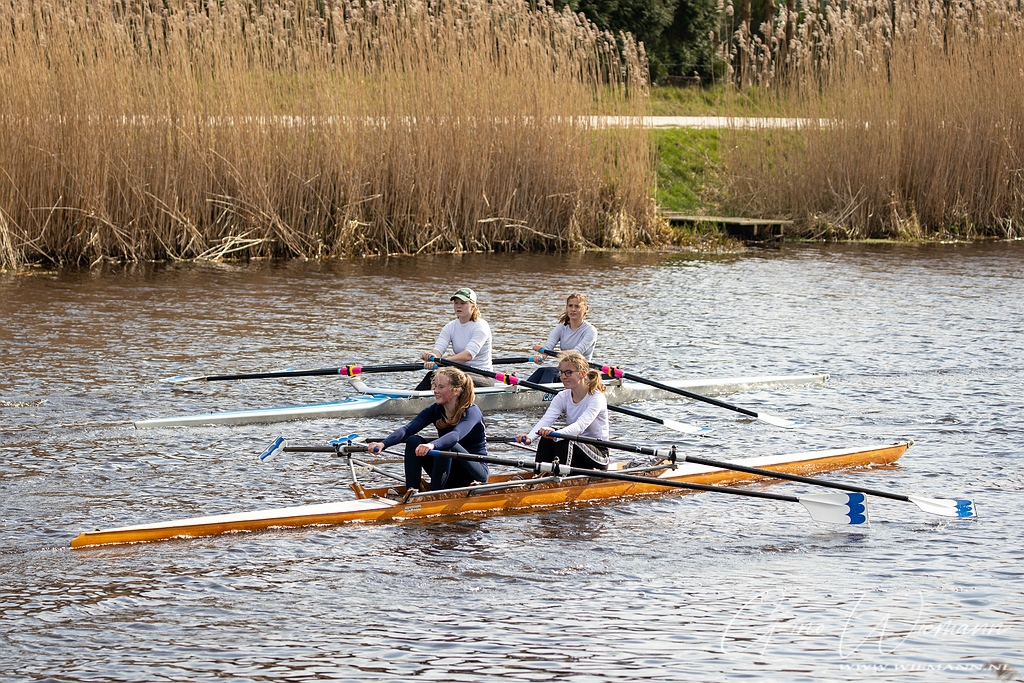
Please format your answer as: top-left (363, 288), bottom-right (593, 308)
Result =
top-left (431, 405), bottom-right (484, 450)
top-left (422, 321), bottom-right (454, 364)
top-left (556, 392), bottom-right (606, 437)
top-left (381, 405), bottom-right (437, 448)
top-left (525, 391), bottom-right (568, 442)
top-left (533, 325), bottom-right (564, 363)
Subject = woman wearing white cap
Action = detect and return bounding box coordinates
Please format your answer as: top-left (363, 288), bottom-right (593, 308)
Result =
top-left (416, 287), bottom-right (494, 390)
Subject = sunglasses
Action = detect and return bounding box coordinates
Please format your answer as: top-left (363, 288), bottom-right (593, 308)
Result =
top-left (559, 369), bottom-right (576, 377)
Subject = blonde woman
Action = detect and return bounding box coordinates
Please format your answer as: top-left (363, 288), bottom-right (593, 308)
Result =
top-left (527, 292), bottom-right (597, 384)
top-left (416, 286), bottom-right (494, 390)
top-left (367, 367), bottom-right (489, 491)
top-left (516, 350), bottom-right (610, 471)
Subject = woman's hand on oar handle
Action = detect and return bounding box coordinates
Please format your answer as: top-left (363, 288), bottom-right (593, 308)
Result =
top-left (365, 442), bottom-right (387, 455)
top-left (517, 428), bottom-right (553, 445)
top-left (414, 442), bottom-right (435, 457)
top-left (420, 351), bottom-right (439, 370)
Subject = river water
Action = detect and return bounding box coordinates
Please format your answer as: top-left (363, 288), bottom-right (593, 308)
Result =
top-left (1, 244), bottom-right (1022, 681)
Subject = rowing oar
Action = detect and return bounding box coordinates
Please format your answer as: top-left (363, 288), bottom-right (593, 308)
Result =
top-left (259, 434), bottom-right (363, 461)
top-left (428, 356), bottom-right (711, 435)
top-left (546, 432), bottom-right (978, 518)
top-left (258, 435), bottom-right (407, 484)
top-left (161, 356), bottom-right (532, 384)
top-left (539, 349), bottom-right (802, 429)
top-left (259, 434), bottom-right (523, 462)
top-left (427, 448), bottom-right (868, 525)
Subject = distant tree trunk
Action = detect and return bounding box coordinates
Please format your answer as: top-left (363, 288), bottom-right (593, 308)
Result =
top-left (739, 0), bottom-right (752, 88)
top-left (763, 0), bottom-right (775, 82)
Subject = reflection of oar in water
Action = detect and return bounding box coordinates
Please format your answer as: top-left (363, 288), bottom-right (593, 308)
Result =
top-left (428, 356), bottom-right (712, 435)
top-left (538, 349), bottom-right (804, 429)
top-left (547, 432), bottom-right (978, 519)
top-left (426, 448), bottom-right (868, 525)
top-left (161, 356), bottom-right (531, 384)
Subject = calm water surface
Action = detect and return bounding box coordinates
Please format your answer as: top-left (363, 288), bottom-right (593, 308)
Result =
top-left (1, 244), bottom-right (1022, 681)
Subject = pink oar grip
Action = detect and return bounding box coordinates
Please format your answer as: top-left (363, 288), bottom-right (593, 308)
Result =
top-left (600, 365), bottom-right (625, 379)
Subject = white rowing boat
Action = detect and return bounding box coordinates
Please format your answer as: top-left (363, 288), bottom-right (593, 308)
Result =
top-left (134, 372), bottom-right (828, 428)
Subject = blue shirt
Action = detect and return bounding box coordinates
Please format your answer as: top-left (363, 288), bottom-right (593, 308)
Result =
top-left (382, 403), bottom-right (487, 455)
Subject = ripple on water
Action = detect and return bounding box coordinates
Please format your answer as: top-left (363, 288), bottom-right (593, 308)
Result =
top-left (2, 246), bottom-right (1023, 680)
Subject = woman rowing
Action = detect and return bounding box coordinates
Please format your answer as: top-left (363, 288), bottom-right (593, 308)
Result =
top-left (515, 350), bottom-right (610, 471)
top-left (366, 367), bottom-right (489, 493)
top-left (526, 292), bottom-right (597, 384)
top-left (416, 286), bottom-right (493, 390)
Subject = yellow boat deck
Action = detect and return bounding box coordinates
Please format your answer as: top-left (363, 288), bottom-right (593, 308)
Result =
top-left (70, 441), bottom-right (909, 548)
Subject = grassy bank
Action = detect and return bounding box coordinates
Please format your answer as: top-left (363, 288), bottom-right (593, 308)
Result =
top-left (0, 0), bottom-right (657, 271)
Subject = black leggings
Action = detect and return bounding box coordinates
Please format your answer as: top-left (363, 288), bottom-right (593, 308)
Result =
top-left (403, 435), bottom-right (490, 491)
top-left (535, 438), bottom-right (609, 470)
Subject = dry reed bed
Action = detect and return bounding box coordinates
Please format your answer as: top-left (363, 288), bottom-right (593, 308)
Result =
top-left (0, 0), bottom-right (656, 270)
top-left (720, 0), bottom-right (1024, 239)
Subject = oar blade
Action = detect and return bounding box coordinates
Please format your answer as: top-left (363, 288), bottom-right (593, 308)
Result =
top-left (259, 437), bottom-right (287, 462)
top-left (660, 418), bottom-right (713, 435)
top-left (799, 492), bottom-right (869, 525)
top-left (908, 495), bottom-right (978, 518)
top-left (330, 433), bottom-right (361, 446)
top-left (756, 412), bottom-right (806, 429)
top-left (160, 374), bottom-right (206, 385)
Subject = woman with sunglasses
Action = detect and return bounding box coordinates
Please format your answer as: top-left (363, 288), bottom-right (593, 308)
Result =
top-left (527, 292), bottom-right (597, 384)
top-left (515, 350), bottom-right (610, 471)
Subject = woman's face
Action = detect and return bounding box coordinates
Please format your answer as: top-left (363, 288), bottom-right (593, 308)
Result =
top-left (558, 363), bottom-right (583, 390)
top-left (453, 299), bottom-right (475, 322)
top-left (565, 297), bottom-right (587, 325)
top-left (433, 374), bottom-right (461, 406)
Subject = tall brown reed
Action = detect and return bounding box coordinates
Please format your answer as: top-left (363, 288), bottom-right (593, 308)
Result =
top-left (720, 0), bottom-right (1024, 238)
top-left (0, 0), bottom-right (656, 270)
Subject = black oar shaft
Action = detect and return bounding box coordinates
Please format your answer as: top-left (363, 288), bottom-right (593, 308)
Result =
top-left (590, 358), bottom-right (756, 417)
top-left (429, 357), bottom-right (670, 428)
top-left (551, 431), bottom-right (912, 503)
top-left (192, 356), bottom-right (531, 383)
top-left (612, 369), bottom-right (757, 417)
top-left (537, 349), bottom-right (759, 418)
top-left (205, 364), bottom-right (423, 382)
top-left (429, 449), bottom-right (802, 504)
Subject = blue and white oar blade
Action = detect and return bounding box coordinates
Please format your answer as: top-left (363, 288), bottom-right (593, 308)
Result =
top-left (160, 374), bottom-right (205, 385)
top-left (259, 437), bottom-right (287, 462)
top-left (661, 418), bottom-right (713, 435)
top-left (756, 412), bottom-right (805, 429)
top-left (908, 495), bottom-right (978, 518)
top-left (329, 433), bottom-right (361, 446)
top-left (799, 492), bottom-right (869, 525)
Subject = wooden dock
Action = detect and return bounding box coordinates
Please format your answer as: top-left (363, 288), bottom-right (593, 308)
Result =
top-left (661, 213), bottom-right (791, 244)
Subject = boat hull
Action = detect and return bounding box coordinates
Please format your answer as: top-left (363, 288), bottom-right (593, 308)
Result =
top-left (134, 373), bottom-right (829, 428)
top-left (71, 441), bottom-right (907, 548)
